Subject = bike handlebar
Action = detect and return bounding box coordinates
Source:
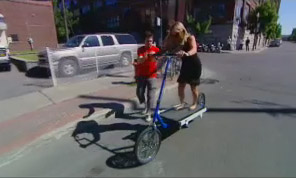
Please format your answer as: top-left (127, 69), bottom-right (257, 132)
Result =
top-left (151, 52), bottom-right (178, 58)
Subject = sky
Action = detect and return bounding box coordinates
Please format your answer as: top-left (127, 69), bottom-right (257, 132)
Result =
top-left (279, 0), bottom-right (296, 35)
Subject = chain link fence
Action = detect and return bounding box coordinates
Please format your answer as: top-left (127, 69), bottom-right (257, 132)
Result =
top-left (45, 47), bottom-right (136, 86)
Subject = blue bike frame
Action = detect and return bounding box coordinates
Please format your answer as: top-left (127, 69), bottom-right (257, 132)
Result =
top-left (152, 56), bottom-right (174, 129)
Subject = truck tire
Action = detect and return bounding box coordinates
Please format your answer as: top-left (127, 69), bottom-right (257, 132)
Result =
top-left (120, 52), bottom-right (132, 66)
top-left (58, 58), bottom-right (79, 77)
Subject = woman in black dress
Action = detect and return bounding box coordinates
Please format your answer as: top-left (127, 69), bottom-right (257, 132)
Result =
top-left (163, 22), bottom-right (202, 110)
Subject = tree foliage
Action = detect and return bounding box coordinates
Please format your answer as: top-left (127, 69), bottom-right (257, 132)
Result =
top-left (290, 28), bottom-right (296, 41)
top-left (53, 0), bottom-right (79, 42)
top-left (247, 0), bottom-right (281, 39)
top-left (186, 15), bottom-right (212, 38)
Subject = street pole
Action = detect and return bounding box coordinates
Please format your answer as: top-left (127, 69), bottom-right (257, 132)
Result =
top-left (160, 0), bottom-right (163, 46)
top-left (62, 0), bottom-right (69, 41)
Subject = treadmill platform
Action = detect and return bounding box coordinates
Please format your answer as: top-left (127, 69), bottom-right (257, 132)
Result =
top-left (159, 104), bottom-right (207, 128)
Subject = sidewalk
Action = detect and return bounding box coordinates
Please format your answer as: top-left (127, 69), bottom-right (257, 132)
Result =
top-left (0, 73), bottom-right (177, 159)
top-left (221, 47), bottom-right (268, 54)
top-left (0, 66), bottom-right (214, 159)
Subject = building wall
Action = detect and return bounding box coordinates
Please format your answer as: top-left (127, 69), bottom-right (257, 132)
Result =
top-left (188, 0), bottom-right (235, 45)
top-left (231, 0), bottom-right (265, 50)
top-left (0, 0), bottom-right (58, 51)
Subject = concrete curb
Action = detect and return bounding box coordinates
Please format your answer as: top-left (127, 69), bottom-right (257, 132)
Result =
top-left (221, 47), bottom-right (267, 54)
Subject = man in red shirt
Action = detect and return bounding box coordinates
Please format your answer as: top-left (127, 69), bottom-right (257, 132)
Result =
top-left (134, 32), bottom-right (160, 122)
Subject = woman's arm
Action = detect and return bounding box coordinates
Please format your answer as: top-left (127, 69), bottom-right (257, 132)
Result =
top-left (186, 35), bottom-right (197, 56)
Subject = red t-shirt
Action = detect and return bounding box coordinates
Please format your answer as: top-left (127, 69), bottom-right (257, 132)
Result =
top-left (135, 46), bottom-right (160, 78)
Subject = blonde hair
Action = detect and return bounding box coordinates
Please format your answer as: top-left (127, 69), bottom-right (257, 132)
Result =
top-left (163, 21), bottom-right (191, 51)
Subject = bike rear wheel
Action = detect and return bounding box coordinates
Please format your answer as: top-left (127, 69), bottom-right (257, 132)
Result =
top-left (135, 126), bottom-right (161, 164)
top-left (198, 93), bottom-right (206, 108)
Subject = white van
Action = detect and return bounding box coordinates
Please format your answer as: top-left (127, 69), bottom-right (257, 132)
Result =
top-left (0, 13), bottom-right (10, 71)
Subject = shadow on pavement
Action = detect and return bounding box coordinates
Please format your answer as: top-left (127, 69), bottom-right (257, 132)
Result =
top-left (200, 78), bottom-right (219, 85)
top-left (71, 120), bottom-right (145, 169)
top-left (112, 81), bottom-right (137, 86)
top-left (0, 68), bottom-right (10, 72)
top-left (208, 107), bottom-right (296, 118)
top-left (106, 73), bottom-right (133, 78)
top-left (79, 102), bottom-right (146, 120)
top-left (232, 99), bottom-right (290, 108)
top-left (72, 116), bottom-right (180, 170)
top-left (79, 95), bottom-right (139, 113)
top-left (25, 67), bottom-right (51, 79)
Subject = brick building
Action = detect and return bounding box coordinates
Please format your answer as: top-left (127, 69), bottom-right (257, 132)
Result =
top-left (0, 0), bottom-right (58, 51)
top-left (188, 0), bottom-right (281, 50)
top-left (58, 0), bottom-right (280, 49)
top-left (61, 0), bottom-right (186, 44)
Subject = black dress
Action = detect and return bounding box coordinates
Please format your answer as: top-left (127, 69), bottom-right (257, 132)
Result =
top-left (177, 41), bottom-right (202, 86)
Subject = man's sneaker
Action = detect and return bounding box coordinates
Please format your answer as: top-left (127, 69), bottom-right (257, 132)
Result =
top-left (141, 107), bottom-right (149, 115)
top-left (145, 114), bottom-right (152, 122)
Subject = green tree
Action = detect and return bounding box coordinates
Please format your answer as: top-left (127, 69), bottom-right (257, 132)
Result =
top-left (290, 28), bottom-right (296, 41)
top-left (186, 15), bottom-right (212, 39)
top-left (275, 23), bottom-right (282, 38)
top-left (248, 1), bottom-right (280, 44)
top-left (53, 0), bottom-right (79, 42)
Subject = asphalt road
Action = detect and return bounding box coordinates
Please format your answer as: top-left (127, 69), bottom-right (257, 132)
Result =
top-left (0, 61), bottom-right (134, 101)
top-left (0, 42), bottom-right (296, 177)
top-left (0, 64), bottom-right (52, 101)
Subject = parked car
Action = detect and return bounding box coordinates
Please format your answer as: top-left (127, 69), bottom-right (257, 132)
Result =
top-left (38, 33), bottom-right (142, 77)
top-left (0, 13), bottom-right (11, 71)
top-left (269, 39), bottom-right (282, 47)
top-left (0, 47), bottom-right (10, 71)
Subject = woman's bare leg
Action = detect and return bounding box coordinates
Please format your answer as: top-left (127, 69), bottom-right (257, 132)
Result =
top-left (189, 84), bottom-right (199, 110)
top-left (175, 83), bottom-right (186, 110)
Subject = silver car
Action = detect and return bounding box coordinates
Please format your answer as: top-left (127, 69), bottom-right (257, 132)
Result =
top-left (38, 33), bottom-right (141, 77)
top-left (0, 47), bottom-right (10, 71)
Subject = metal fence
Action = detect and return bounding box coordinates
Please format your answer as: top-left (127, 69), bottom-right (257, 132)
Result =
top-left (46, 47), bottom-right (136, 86)
top-left (45, 47), bottom-right (183, 87)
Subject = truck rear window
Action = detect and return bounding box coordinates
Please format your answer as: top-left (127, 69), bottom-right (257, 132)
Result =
top-left (115, 35), bottom-right (137, 44)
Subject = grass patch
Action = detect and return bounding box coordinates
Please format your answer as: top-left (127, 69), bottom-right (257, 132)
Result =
top-left (10, 50), bottom-right (38, 56)
top-left (16, 54), bottom-right (38, 62)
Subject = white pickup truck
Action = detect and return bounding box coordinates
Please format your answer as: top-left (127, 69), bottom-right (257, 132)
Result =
top-left (38, 33), bottom-right (143, 77)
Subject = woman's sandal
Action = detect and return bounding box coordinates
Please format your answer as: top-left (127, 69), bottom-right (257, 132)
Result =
top-left (189, 104), bottom-right (197, 111)
top-left (174, 103), bottom-right (186, 111)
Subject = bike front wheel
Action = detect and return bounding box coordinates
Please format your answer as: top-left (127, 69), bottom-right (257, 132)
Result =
top-left (135, 126), bottom-right (162, 164)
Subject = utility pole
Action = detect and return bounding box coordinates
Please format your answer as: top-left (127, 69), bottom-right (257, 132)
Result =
top-left (61, 0), bottom-right (69, 41)
top-left (160, 0), bottom-right (163, 46)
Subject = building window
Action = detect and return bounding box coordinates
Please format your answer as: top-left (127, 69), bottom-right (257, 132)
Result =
top-left (107, 16), bottom-right (120, 28)
top-left (10, 34), bottom-right (19, 42)
top-left (94, 0), bottom-right (103, 8)
top-left (244, 4), bottom-right (251, 22)
top-left (213, 4), bottom-right (226, 19)
top-left (106, 0), bottom-right (117, 6)
top-left (81, 5), bottom-right (90, 14)
top-left (235, 0), bottom-right (243, 24)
